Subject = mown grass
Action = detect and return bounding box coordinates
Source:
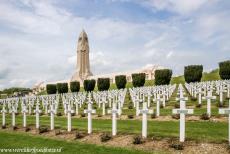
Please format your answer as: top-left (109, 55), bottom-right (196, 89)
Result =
top-left (0, 131), bottom-right (155, 154)
top-left (2, 114), bottom-right (228, 143)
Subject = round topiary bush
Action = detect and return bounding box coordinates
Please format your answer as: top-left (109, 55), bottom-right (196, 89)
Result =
top-left (56, 83), bottom-right (68, 94)
top-left (84, 79), bottom-right (96, 92)
top-left (46, 84), bottom-right (57, 94)
top-left (219, 60), bottom-right (230, 80)
top-left (154, 69), bottom-right (172, 85)
top-left (115, 75), bottom-right (127, 89)
top-left (184, 65), bottom-right (203, 83)
top-left (132, 73), bottom-right (145, 87)
top-left (70, 81), bottom-right (80, 92)
top-left (97, 78), bottom-right (110, 91)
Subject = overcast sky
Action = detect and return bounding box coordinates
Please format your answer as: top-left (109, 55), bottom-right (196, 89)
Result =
top-left (0, 0), bottom-right (229, 89)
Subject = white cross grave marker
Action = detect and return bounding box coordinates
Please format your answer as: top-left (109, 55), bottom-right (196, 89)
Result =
top-left (34, 102), bottom-right (41, 129)
top-left (48, 103), bottom-right (56, 130)
top-left (202, 91), bottom-right (216, 117)
top-left (66, 103), bottom-right (74, 132)
top-left (108, 103), bottom-right (121, 136)
top-left (138, 102), bottom-right (153, 138)
top-left (21, 103), bottom-right (28, 128)
top-left (84, 93), bottom-right (96, 134)
top-left (1, 102), bottom-right (7, 127)
top-left (219, 99), bottom-right (230, 145)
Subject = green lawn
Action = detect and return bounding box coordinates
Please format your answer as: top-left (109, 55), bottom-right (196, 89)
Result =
top-left (2, 115), bottom-right (228, 143)
top-left (0, 131), bottom-right (154, 154)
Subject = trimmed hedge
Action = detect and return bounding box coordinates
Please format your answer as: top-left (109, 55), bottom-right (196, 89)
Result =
top-left (115, 75), bottom-right (127, 89)
top-left (155, 69), bottom-right (172, 85)
top-left (184, 65), bottom-right (203, 83)
top-left (70, 81), bottom-right (80, 92)
top-left (84, 79), bottom-right (96, 92)
top-left (132, 73), bottom-right (145, 87)
top-left (219, 60), bottom-right (230, 80)
top-left (97, 78), bottom-right (110, 91)
top-left (56, 83), bottom-right (68, 93)
top-left (46, 84), bottom-right (57, 94)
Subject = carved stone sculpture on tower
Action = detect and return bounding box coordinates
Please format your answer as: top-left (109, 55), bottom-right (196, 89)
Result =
top-left (71, 30), bottom-right (93, 83)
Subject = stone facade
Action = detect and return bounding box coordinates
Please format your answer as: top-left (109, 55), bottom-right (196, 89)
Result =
top-left (71, 30), bottom-right (93, 83)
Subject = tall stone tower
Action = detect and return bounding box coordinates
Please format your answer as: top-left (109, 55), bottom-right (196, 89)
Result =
top-left (71, 30), bottom-right (93, 82)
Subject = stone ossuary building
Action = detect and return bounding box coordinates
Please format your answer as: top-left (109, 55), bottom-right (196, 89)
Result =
top-left (33, 30), bottom-right (164, 92)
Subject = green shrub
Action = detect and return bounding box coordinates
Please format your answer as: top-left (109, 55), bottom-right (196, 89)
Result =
top-left (97, 78), bottom-right (110, 91)
top-left (200, 113), bottom-right (210, 120)
top-left (133, 136), bottom-right (143, 144)
top-left (132, 73), bottom-right (145, 87)
top-left (128, 115), bottom-right (134, 119)
top-left (75, 132), bottom-right (85, 139)
top-left (84, 79), bottom-right (96, 92)
top-left (154, 69), bottom-right (172, 85)
top-left (115, 75), bottom-right (127, 89)
top-left (46, 84), bottom-right (57, 94)
top-left (219, 60), bottom-right (230, 80)
top-left (39, 127), bottom-right (48, 134)
top-left (170, 142), bottom-right (184, 150)
top-left (70, 81), bottom-right (80, 92)
top-left (184, 65), bottom-right (203, 83)
top-left (56, 83), bottom-right (68, 94)
top-left (100, 133), bottom-right (112, 142)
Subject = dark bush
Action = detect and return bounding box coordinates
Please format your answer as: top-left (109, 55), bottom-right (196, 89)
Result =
top-left (196, 104), bottom-right (202, 108)
top-left (170, 142), bottom-right (184, 150)
top-left (154, 69), bottom-right (172, 85)
top-left (191, 97), bottom-right (197, 101)
top-left (81, 113), bottom-right (86, 117)
top-left (1, 125), bottom-right (6, 129)
top-left (151, 113), bottom-right (156, 119)
top-left (56, 83), bottom-right (68, 94)
top-left (56, 112), bottom-right (62, 116)
top-left (200, 113), bottom-right (210, 120)
top-left (84, 79), bottom-right (96, 92)
top-left (46, 84), bottom-right (57, 94)
top-left (184, 65), bottom-right (203, 83)
top-left (100, 133), bottom-right (112, 142)
top-left (128, 115), bottom-right (134, 119)
top-left (133, 136), bottom-right (143, 144)
top-left (98, 114), bottom-right (102, 117)
top-left (24, 127), bottom-right (30, 132)
top-left (172, 114), bottom-right (180, 119)
top-left (115, 75), bottom-right (127, 89)
top-left (75, 132), bottom-right (85, 139)
top-left (219, 60), bottom-right (230, 80)
top-left (39, 127), bottom-right (48, 134)
top-left (70, 81), bottom-right (80, 92)
top-left (174, 103), bottom-right (180, 108)
top-left (97, 78), bottom-right (110, 91)
top-left (132, 73), bottom-right (145, 87)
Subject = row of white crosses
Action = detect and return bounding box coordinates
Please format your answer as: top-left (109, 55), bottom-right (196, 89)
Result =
top-left (172, 84), bottom-right (193, 142)
top-left (129, 84), bottom-right (176, 117)
top-left (92, 89), bottom-right (127, 116)
top-left (185, 80), bottom-right (230, 117)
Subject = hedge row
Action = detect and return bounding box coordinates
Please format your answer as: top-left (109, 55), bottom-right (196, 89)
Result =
top-left (46, 60), bottom-right (230, 93)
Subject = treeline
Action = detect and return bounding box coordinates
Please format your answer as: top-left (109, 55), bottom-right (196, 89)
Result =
top-left (0, 87), bottom-right (32, 95)
top-left (46, 60), bottom-right (230, 94)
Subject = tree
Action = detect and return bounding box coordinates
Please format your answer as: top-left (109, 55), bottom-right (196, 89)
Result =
top-left (46, 84), bottom-right (57, 94)
top-left (84, 79), bottom-right (96, 92)
top-left (97, 78), bottom-right (110, 91)
top-left (115, 75), bottom-right (127, 89)
top-left (155, 69), bottom-right (172, 85)
top-left (70, 81), bottom-right (80, 92)
top-left (56, 83), bottom-right (68, 94)
top-left (184, 65), bottom-right (203, 83)
top-left (132, 73), bottom-right (145, 87)
top-left (219, 60), bottom-right (230, 80)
